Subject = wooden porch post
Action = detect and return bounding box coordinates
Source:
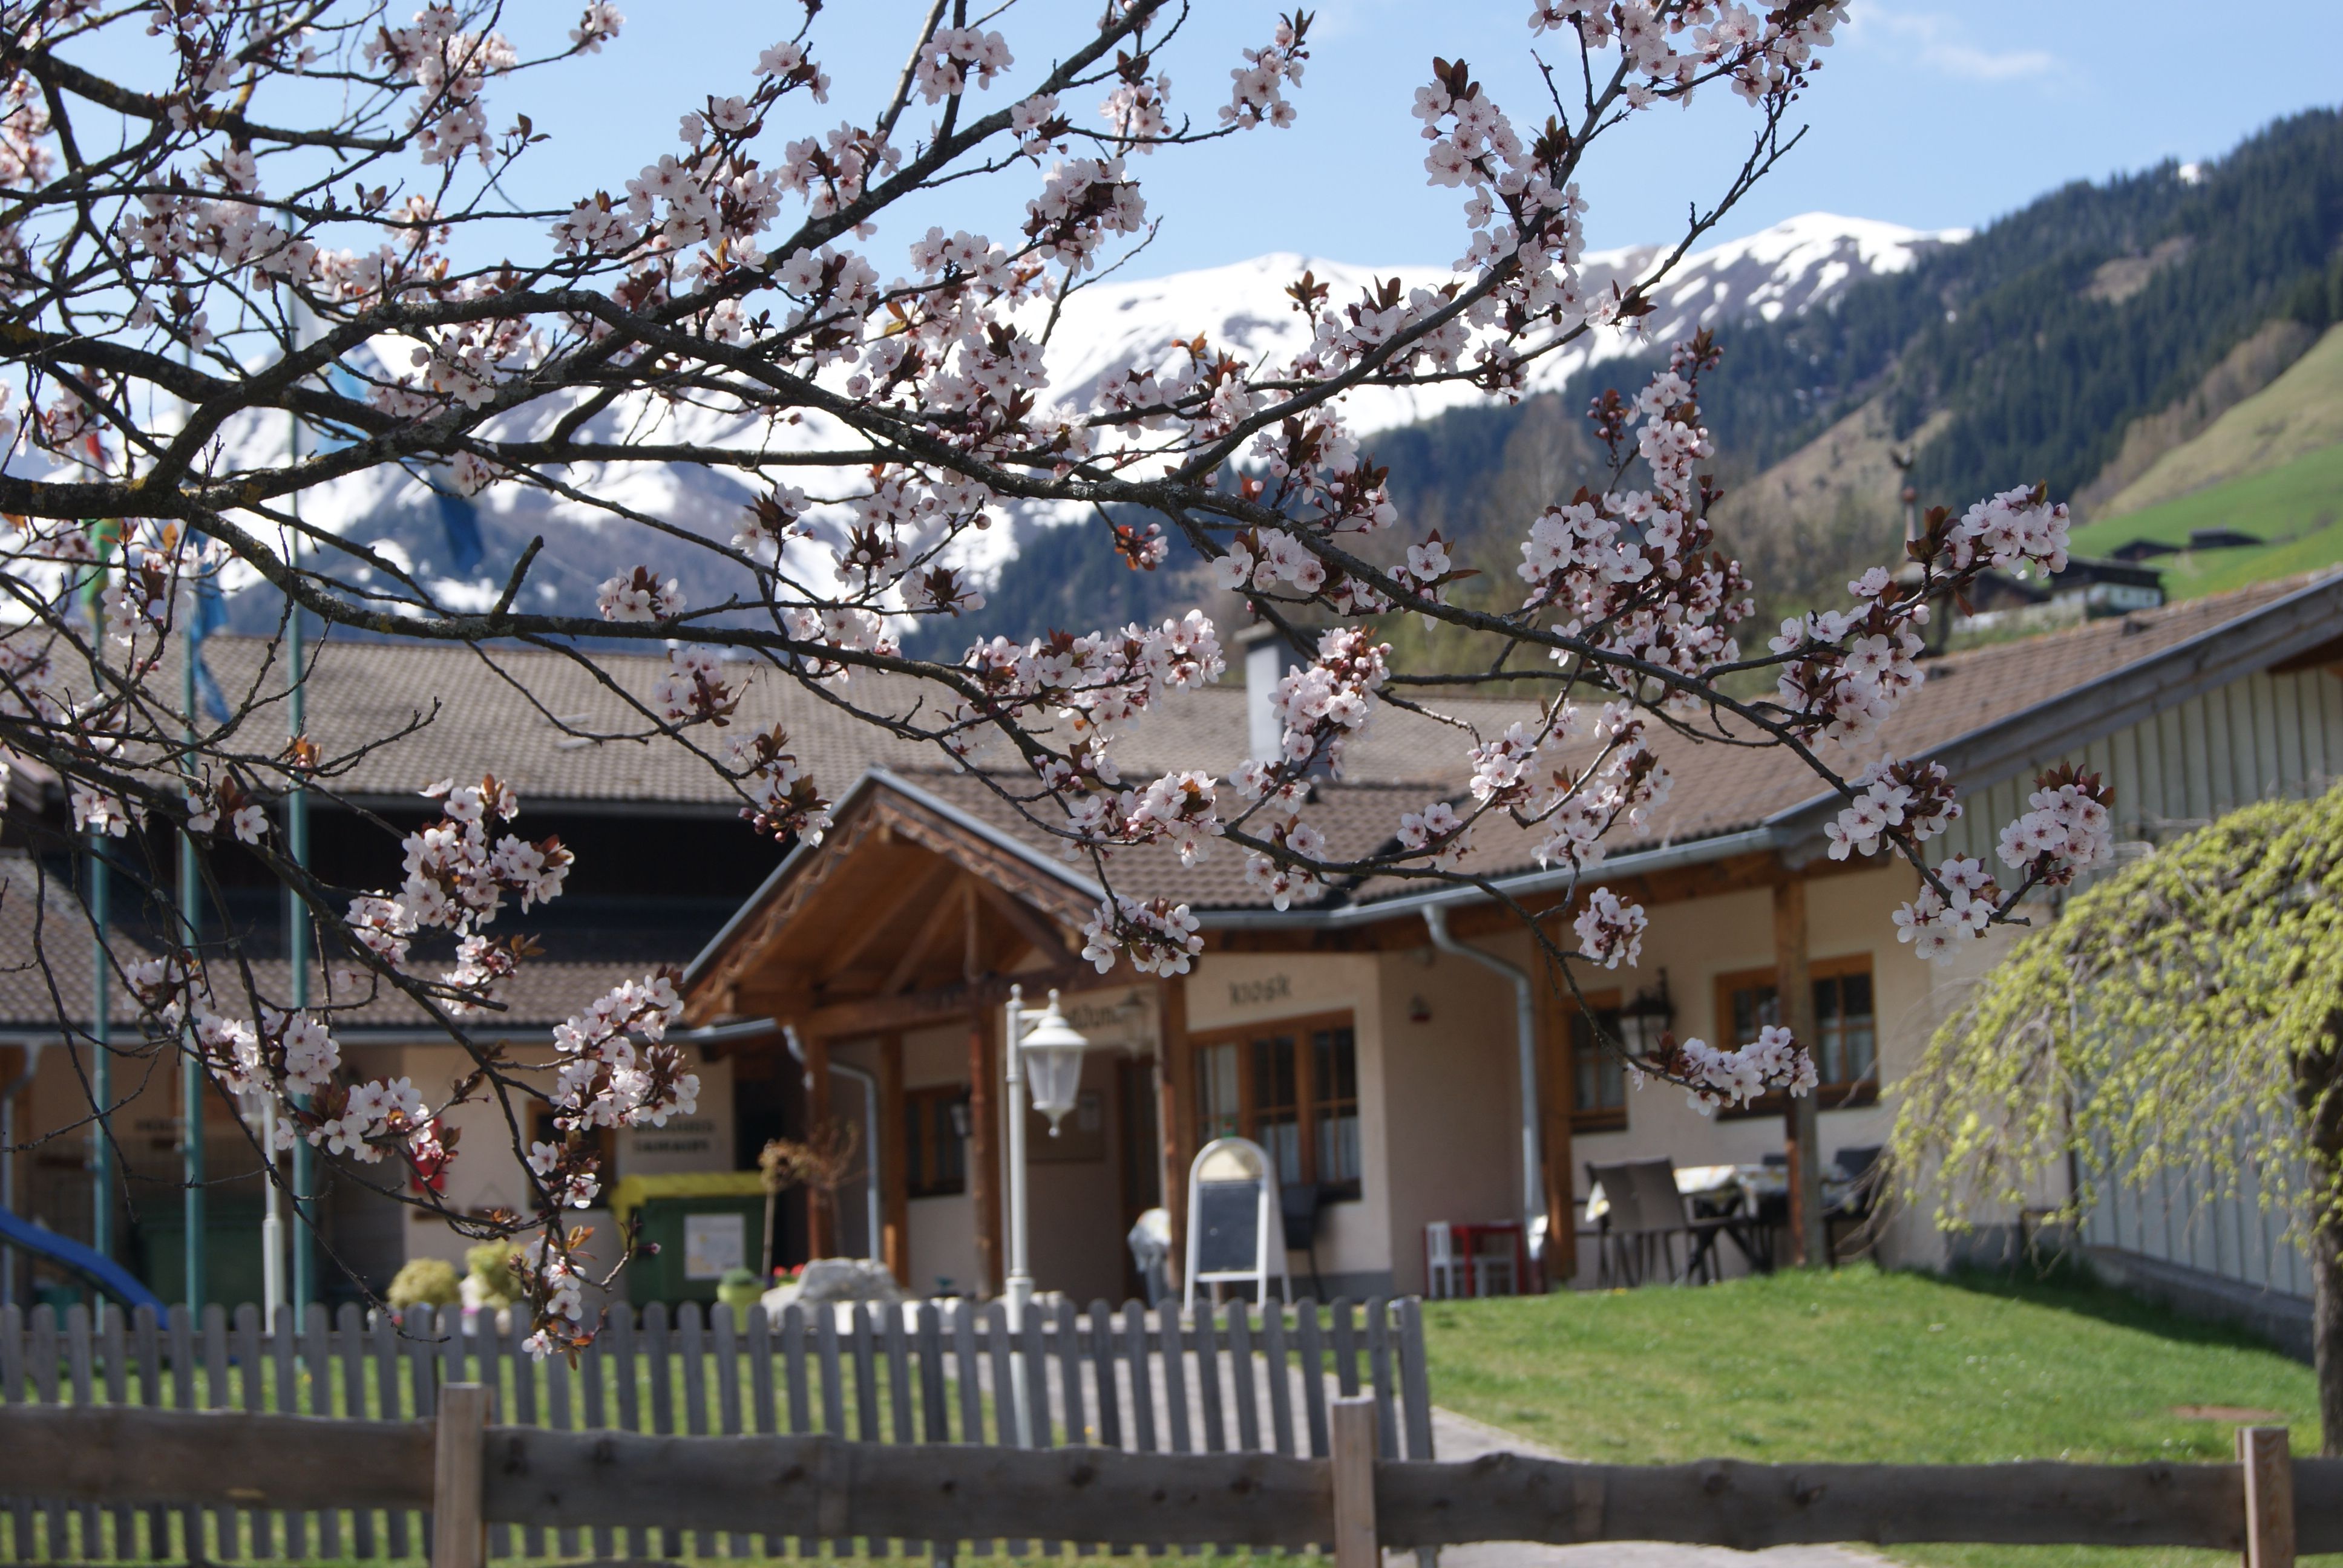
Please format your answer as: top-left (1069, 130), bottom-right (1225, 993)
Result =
top-left (1157, 975), bottom-right (1193, 1283)
top-left (967, 1007), bottom-right (1003, 1296)
top-left (1774, 874), bottom-right (1826, 1269)
top-left (877, 1032), bottom-right (908, 1286)
top-left (805, 1030), bottom-right (835, 1259)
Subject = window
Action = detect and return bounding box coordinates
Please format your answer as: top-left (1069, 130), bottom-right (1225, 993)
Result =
top-left (903, 1085), bottom-right (968, 1199)
top-left (1312, 1022), bottom-right (1360, 1189)
top-left (1811, 965), bottom-right (1876, 1089)
top-left (1712, 956), bottom-right (1879, 1113)
top-left (1564, 991), bottom-right (1627, 1132)
top-left (1190, 1013), bottom-right (1360, 1198)
top-left (1252, 1032), bottom-right (1300, 1187)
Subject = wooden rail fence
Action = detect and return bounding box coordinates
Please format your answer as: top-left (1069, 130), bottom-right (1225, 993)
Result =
top-left (1, 1396), bottom-right (2334, 1568)
top-left (0, 1294), bottom-right (1432, 1563)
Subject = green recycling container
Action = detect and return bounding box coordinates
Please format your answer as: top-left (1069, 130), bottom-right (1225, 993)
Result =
top-left (138, 1195), bottom-right (275, 1309)
top-left (626, 1192), bottom-right (768, 1305)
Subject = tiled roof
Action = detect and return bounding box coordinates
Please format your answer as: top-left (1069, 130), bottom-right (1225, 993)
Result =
top-left (0, 854), bottom-right (147, 1030)
top-left (1, 852), bottom-right (637, 1033)
top-left (793, 575), bottom-right (2341, 916)
top-left (46, 574), bottom-right (2343, 996)
top-left (187, 634), bottom-right (1528, 809)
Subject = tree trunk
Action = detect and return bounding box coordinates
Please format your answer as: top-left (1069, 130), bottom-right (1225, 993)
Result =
top-left (2298, 1030), bottom-right (2343, 1456)
top-left (2311, 1201), bottom-right (2343, 1455)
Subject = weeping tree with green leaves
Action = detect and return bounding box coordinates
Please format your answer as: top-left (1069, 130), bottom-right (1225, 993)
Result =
top-left (1892, 783), bottom-right (2343, 1453)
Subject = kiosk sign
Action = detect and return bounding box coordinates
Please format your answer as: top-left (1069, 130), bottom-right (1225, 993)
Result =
top-left (1183, 1137), bottom-right (1291, 1308)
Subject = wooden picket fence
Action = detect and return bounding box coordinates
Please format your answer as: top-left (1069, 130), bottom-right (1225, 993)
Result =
top-left (4, 1391), bottom-right (2339, 1568)
top-left (0, 1293), bottom-right (1434, 1564)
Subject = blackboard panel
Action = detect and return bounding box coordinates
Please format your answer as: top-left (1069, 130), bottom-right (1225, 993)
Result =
top-left (1194, 1180), bottom-right (1262, 1276)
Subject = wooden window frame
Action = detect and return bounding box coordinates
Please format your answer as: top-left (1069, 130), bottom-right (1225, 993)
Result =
top-left (903, 1083), bottom-right (969, 1200)
top-left (1712, 954), bottom-right (1879, 1118)
top-left (1188, 1009), bottom-right (1362, 1201)
top-left (1552, 987), bottom-right (1627, 1134)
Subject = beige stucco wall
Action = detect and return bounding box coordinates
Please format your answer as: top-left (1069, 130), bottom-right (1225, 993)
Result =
top-left (1374, 943), bottom-right (1526, 1296)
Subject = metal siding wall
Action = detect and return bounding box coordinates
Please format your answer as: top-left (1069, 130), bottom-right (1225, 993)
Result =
top-left (2179, 696), bottom-right (2214, 829)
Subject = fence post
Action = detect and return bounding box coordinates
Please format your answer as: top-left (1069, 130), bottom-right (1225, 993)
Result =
top-left (1331, 1394), bottom-right (1378, 1568)
top-left (433, 1382), bottom-right (492, 1568)
top-left (2238, 1426), bottom-right (2293, 1568)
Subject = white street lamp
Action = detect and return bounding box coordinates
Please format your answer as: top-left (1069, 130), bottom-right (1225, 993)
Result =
top-left (1019, 995), bottom-right (1091, 1135)
top-left (1001, 987), bottom-right (1092, 1327)
top-left (1001, 985), bottom-right (1093, 1449)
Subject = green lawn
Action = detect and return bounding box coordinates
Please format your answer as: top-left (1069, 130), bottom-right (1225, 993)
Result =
top-left (1423, 1263), bottom-right (2324, 1568)
top-left (2068, 440), bottom-right (2343, 598)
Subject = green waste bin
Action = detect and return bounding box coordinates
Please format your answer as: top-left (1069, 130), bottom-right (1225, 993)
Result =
top-left (611, 1172), bottom-right (767, 1305)
top-left (139, 1196), bottom-right (278, 1309)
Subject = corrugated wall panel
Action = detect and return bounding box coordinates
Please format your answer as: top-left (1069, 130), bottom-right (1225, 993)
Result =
top-left (1924, 656), bottom-right (2340, 1305)
top-left (2180, 695), bottom-right (2215, 830)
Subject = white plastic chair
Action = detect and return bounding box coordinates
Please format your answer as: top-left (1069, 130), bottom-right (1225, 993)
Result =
top-left (1468, 1230), bottom-right (1518, 1296)
top-left (1424, 1221), bottom-right (1463, 1299)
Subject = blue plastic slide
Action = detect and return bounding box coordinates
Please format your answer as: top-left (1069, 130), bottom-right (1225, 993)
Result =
top-left (0, 1205), bottom-right (167, 1313)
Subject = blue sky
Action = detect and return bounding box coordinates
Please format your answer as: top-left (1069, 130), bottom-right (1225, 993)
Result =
top-left (368, 3), bottom-right (2343, 274)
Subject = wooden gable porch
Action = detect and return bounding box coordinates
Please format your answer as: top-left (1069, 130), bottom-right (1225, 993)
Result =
top-left (686, 776), bottom-right (1158, 1295)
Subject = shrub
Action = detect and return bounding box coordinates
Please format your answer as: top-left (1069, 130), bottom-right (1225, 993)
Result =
top-left (385, 1257), bottom-right (461, 1310)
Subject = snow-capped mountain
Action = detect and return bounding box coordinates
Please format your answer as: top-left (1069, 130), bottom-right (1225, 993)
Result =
top-left (1037, 212), bottom-right (1959, 437)
top-left (207, 211), bottom-right (1959, 627)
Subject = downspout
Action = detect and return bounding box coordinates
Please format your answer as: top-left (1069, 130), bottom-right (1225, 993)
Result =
top-left (782, 1024), bottom-right (882, 1263)
top-left (1, 1041), bottom-right (45, 1308)
top-left (1422, 907), bottom-right (1543, 1275)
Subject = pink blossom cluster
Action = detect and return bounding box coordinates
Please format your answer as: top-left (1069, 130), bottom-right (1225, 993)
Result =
top-left (727, 725), bottom-right (833, 846)
top-left (549, 972), bottom-right (698, 1135)
top-left (1676, 1025), bottom-right (1815, 1114)
top-left (1994, 764), bottom-right (2114, 887)
top-left (1528, 1), bottom-right (1846, 109)
top-left (653, 645), bottom-right (742, 727)
top-left (1572, 886), bottom-right (1648, 969)
top-left (364, 5), bottom-right (519, 167)
top-left (339, 777), bottom-right (571, 993)
top-left (1515, 343), bottom-right (1752, 707)
top-left (598, 567), bottom-right (686, 622)
top-left (1220, 14), bottom-right (1310, 129)
top-left (1824, 759), bottom-right (1960, 861)
top-left (1081, 893), bottom-right (1203, 978)
top-left (915, 27), bottom-right (1013, 103)
top-left (1892, 855), bottom-right (2002, 960)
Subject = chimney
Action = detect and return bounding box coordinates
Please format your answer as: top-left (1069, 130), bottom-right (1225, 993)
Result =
top-left (1239, 622), bottom-right (1306, 763)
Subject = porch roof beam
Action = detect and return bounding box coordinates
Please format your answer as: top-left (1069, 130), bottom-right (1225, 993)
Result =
top-left (804, 964), bottom-right (1095, 1040)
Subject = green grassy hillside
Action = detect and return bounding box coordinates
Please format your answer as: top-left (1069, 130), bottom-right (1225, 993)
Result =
top-left (2068, 440), bottom-right (2343, 598)
top-left (2100, 322), bottom-right (2343, 515)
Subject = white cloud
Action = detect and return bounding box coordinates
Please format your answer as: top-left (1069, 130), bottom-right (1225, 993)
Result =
top-left (1850, 5), bottom-right (2058, 83)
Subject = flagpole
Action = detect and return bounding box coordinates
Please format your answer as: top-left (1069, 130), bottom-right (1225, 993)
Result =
top-left (285, 304), bottom-right (315, 1316)
top-left (180, 599), bottom-right (206, 1313)
top-left (88, 817), bottom-right (111, 1267)
top-left (84, 543), bottom-right (113, 1266)
top-left (285, 491), bottom-right (313, 1319)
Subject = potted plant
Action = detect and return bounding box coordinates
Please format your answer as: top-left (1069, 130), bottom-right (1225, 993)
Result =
top-left (716, 1266), bottom-right (764, 1317)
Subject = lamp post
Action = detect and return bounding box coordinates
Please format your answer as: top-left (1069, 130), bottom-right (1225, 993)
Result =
top-left (1001, 986), bottom-right (1093, 1330)
top-left (1001, 985), bottom-right (1093, 1451)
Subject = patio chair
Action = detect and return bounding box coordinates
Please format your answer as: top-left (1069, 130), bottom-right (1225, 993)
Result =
top-left (1423, 1221), bottom-right (1463, 1299)
top-left (1588, 1158), bottom-right (1735, 1286)
top-left (1825, 1144), bottom-right (1886, 1261)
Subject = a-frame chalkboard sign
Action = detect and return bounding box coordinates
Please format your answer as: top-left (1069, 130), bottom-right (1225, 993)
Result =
top-left (1182, 1136), bottom-right (1291, 1308)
